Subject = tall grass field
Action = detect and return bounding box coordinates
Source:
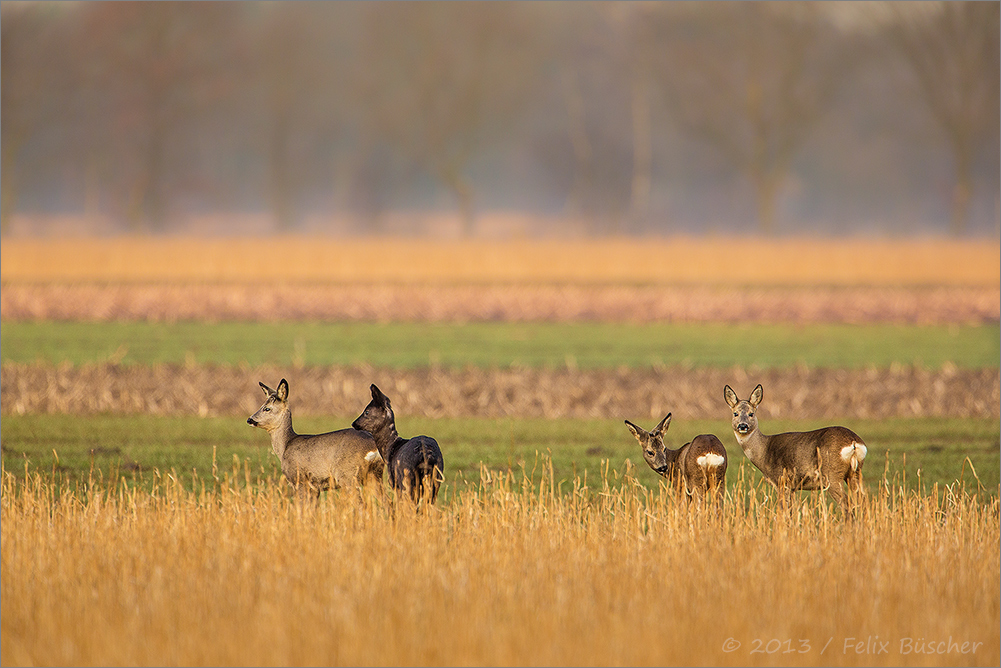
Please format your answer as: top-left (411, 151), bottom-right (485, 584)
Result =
top-left (2, 461), bottom-right (997, 666)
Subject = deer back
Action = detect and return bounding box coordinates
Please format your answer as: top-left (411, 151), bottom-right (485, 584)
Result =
top-left (678, 434), bottom-right (728, 495)
top-left (764, 426), bottom-right (864, 489)
top-left (283, 428), bottom-right (383, 489)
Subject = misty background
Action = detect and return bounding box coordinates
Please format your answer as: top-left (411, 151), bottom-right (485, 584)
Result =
top-left (2, 1), bottom-right (998, 238)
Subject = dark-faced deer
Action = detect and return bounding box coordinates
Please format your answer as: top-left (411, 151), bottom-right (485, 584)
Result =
top-left (723, 384), bottom-right (867, 513)
top-left (352, 384), bottom-right (444, 506)
top-left (624, 413), bottom-right (727, 502)
top-left (247, 379), bottom-right (383, 500)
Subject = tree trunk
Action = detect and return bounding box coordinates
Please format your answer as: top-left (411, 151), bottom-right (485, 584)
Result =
top-left (144, 131), bottom-right (167, 232)
top-left (752, 170), bottom-right (781, 236)
top-left (949, 138), bottom-right (973, 237)
top-left (0, 138), bottom-right (19, 236)
top-left (629, 69), bottom-right (652, 234)
top-left (441, 166), bottom-right (475, 236)
top-left (269, 112), bottom-right (296, 231)
top-left (560, 67), bottom-right (593, 220)
top-left (455, 180), bottom-right (475, 237)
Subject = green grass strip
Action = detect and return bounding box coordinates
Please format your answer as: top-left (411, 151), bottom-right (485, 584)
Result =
top-left (2, 321), bottom-right (998, 369)
top-left (2, 414), bottom-right (997, 494)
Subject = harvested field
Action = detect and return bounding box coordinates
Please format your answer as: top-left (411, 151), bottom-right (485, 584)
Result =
top-left (3, 362), bottom-right (997, 420)
top-left (2, 468), bottom-right (998, 666)
top-left (2, 283), bottom-right (998, 324)
top-left (2, 236), bottom-right (998, 285)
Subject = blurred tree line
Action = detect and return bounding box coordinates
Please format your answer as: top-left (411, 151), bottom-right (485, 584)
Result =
top-left (1, 1), bottom-right (998, 237)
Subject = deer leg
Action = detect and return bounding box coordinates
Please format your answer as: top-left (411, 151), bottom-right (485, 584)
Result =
top-left (826, 479), bottom-right (851, 518)
top-left (772, 477), bottom-right (794, 511)
top-left (847, 468), bottom-right (865, 495)
top-left (372, 468), bottom-right (388, 502)
top-left (400, 468), bottom-right (417, 506)
top-left (416, 473), bottom-right (435, 512)
top-left (293, 481), bottom-right (316, 507)
top-left (846, 471), bottom-right (865, 518)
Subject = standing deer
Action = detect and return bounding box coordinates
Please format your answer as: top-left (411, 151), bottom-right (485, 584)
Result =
top-left (723, 384), bottom-right (867, 512)
top-left (352, 384), bottom-right (444, 506)
top-left (624, 413), bottom-right (727, 502)
top-left (247, 379), bottom-right (383, 500)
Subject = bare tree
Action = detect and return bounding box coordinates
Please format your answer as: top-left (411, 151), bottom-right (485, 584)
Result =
top-left (77, 2), bottom-right (238, 232)
top-left (0, 4), bottom-right (72, 233)
top-left (543, 3), bottom-right (635, 231)
top-left (605, 2), bottom-right (656, 233)
top-left (654, 2), bottom-right (848, 234)
top-left (257, 4), bottom-right (307, 231)
top-left (358, 2), bottom-right (539, 235)
top-left (251, 3), bottom-right (365, 231)
top-left (884, 2), bottom-right (999, 236)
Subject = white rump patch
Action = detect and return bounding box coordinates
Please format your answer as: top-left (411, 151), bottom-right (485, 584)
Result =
top-left (365, 450), bottom-right (381, 463)
top-left (840, 442), bottom-right (868, 470)
top-left (697, 453), bottom-right (725, 469)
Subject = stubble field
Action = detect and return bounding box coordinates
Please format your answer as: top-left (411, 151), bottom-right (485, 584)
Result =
top-left (1, 236), bottom-right (999, 666)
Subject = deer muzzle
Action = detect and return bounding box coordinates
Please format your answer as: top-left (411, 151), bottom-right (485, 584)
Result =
top-left (736, 423), bottom-right (750, 434)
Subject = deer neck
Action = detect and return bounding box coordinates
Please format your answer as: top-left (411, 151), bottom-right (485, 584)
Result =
top-left (369, 420), bottom-right (402, 460)
top-left (267, 411), bottom-right (296, 460)
top-left (733, 426), bottom-right (770, 468)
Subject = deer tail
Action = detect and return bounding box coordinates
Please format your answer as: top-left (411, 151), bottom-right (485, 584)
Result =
top-left (840, 442), bottom-right (868, 472)
top-left (696, 452), bottom-right (725, 490)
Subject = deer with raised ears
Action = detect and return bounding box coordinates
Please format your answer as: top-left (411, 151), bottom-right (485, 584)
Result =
top-left (624, 413), bottom-right (727, 502)
top-left (247, 379), bottom-right (384, 500)
top-left (352, 384), bottom-right (444, 507)
top-left (723, 384), bottom-right (867, 513)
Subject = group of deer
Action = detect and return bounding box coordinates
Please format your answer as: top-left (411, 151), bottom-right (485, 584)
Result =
top-left (248, 377), bottom-right (868, 515)
top-left (625, 384), bottom-right (867, 513)
top-left (247, 379), bottom-right (444, 506)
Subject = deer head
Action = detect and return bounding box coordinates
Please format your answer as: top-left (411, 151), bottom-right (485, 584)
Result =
top-left (624, 413), bottom-right (672, 474)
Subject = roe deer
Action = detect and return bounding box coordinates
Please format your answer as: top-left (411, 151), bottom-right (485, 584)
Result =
top-left (247, 379), bottom-right (383, 500)
top-left (723, 384), bottom-right (867, 512)
top-left (352, 384), bottom-right (444, 506)
top-left (624, 413), bottom-right (727, 502)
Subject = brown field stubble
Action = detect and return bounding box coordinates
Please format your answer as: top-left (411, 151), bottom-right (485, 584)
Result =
top-left (3, 283), bottom-right (998, 324)
top-left (1, 465), bottom-right (998, 667)
top-left (1, 237), bottom-right (998, 285)
top-left (3, 362), bottom-right (998, 419)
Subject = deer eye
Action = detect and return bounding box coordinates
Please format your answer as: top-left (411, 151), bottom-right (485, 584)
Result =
top-left (733, 412), bottom-right (738, 417)
top-left (263, 406), bottom-right (271, 412)
top-left (749, 412), bottom-right (754, 417)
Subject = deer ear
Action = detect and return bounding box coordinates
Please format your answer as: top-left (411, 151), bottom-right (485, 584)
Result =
top-left (624, 420), bottom-right (645, 440)
top-left (654, 413), bottom-right (672, 436)
top-left (749, 384), bottom-right (763, 408)
top-left (277, 378), bottom-right (289, 402)
top-left (260, 381), bottom-right (274, 396)
top-left (371, 384), bottom-right (390, 407)
top-left (724, 385), bottom-right (739, 409)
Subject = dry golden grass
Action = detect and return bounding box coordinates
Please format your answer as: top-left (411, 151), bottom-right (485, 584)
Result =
top-left (2, 461), bottom-right (998, 667)
top-left (1, 236), bottom-right (998, 286)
